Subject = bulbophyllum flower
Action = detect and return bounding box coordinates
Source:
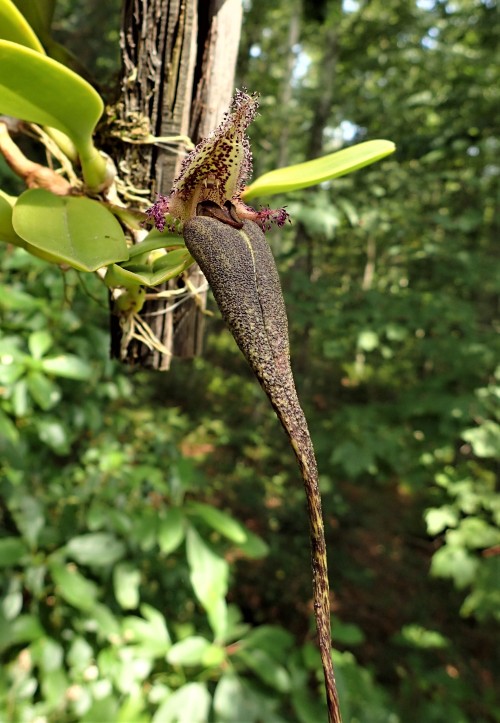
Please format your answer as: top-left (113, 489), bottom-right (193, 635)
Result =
top-left (146, 90), bottom-right (289, 232)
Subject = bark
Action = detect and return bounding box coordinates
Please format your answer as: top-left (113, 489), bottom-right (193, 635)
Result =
top-left (112, 0), bottom-right (242, 369)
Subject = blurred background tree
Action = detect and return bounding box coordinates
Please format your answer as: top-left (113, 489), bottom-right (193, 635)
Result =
top-left (0, 0), bottom-right (498, 721)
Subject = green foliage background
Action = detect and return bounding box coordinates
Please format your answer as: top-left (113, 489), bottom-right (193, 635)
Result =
top-left (1, 0), bottom-right (499, 721)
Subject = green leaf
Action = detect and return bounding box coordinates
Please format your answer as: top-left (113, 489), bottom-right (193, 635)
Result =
top-left (357, 330), bottom-right (379, 352)
top-left (462, 421), bottom-right (500, 458)
top-left (0, 537), bottom-right (28, 566)
top-left (0, 409), bottom-right (19, 445)
top-left (157, 508), bottom-right (185, 555)
top-left (40, 354), bottom-right (93, 380)
top-left (213, 674), bottom-right (267, 722)
top-left (236, 647), bottom-right (291, 693)
top-left (235, 529), bottom-right (269, 559)
top-left (291, 682), bottom-right (328, 723)
top-left (28, 329), bottom-right (52, 359)
top-left (91, 603), bottom-right (121, 639)
top-left (425, 506), bottom-right (459, 536)
top-left (243, 140), bottom-right (396, 199)
top-left (0, 350), bottom-right (24, 385)
top-left (66, 533), bottom-right (126, 567)
top-left (331, 618), bottom-right (366, 646)
top-left (0, 194), bottom-right (25, 245)
top-left (12, 190), bottom-right (129, 271)
top-left (127, 230), bottom-right (185, 259)
top-left (0, 0), bottom-right (45, 52)
top-left (460, 557), bottom-right (500, 621)
top-left (108, 248), bottom-right (193, 288)
top-left (122, 605), bottom-right (171, 657)
top-left (114, 562), bottom-right (141, 610)
top-left (166, 636), bottom-right (214, 666)
top-left (50, 562), bottom-right (99, 610)
top-left (26, 370), bottom-right (61, 410)
top-left (116, 692), bottom-right (149, 723)
top-left (151, 249), bottom-right (191, 274)
top-left (186, 501), bottom-right (247, 543)
top-left (151, 683), bottom-right (211, 723)
top-left (185, 526), bottom-right (229, 614)
top-left (9, 493), bottom-right (45, 547)
top-left (0, 613), bottom-right (44, 652)
top-left (81, 697), bottom-right (119, 723)
top-left (397, 624), bottom-right (449, 649)
top-left (24, 563), bottom-right (46, 597)
top-left (447, 518), bottom-right (500, 550)
top-left (244, 625), bottom-right (295, 658)
top-left (2, 590), bottom-right (23, 620)
top-left (41, 668), bottom-right (69, 708)
top-left (67, 636), bottom-right (93, 672)
top-left (430, 546), bottom-right (479, 589)
top-left (1, 219), bottom-right (66, 264)
top-left (32, 636), bottom-right (64, 672)
top-left (35, 417), bottom-right (69, 453)
top-left (288, 199), bottom-right (341, 237)
top-left (0, 283), bottom-right (43, 314)
top-left (208, 598), bottom-right (229, 641)
top-left (213, 675), bottom-right (243, 721)
top-left (0, 40), bottom-right (107, 187)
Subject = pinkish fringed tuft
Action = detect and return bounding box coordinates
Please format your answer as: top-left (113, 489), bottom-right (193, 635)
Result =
top-left (145, 194), bottom-right (170, 232)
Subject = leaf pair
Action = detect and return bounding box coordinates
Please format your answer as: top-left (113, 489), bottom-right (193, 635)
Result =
top-left (2, 190), bottom-right (192, 282)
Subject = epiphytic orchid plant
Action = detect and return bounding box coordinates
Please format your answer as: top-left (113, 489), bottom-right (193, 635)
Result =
top-left (0, 0), bottom-right (395, 304)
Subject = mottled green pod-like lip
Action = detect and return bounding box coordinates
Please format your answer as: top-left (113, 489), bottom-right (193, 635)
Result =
top-left (183, 214), bottom-right (340, 722)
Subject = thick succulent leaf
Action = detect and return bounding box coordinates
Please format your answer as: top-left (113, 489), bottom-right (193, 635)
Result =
top-left (0, 193), bottom-right (63, 263)
top-left (243, 140), bottom-right (396, 200)
top-left (129, 228), bottom-right (186, 257)
top-left (106, 248), bottom-right (194, 288)
top-left (0, 0), bottom-right (44, 52)
top-left (0, 194), bottom-right (23, 245)
top-left (0, 4), bottom-right (77, 159)
top-left (0, 40), bottom-right (107, 187)
top-left (12, 189), bottom-right (129, 272)
top-left (0, 40), bottom-right (102, 142)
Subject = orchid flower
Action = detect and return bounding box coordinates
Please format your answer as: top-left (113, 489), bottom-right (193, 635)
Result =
top-left (146, 90), bottom-right (289, 232)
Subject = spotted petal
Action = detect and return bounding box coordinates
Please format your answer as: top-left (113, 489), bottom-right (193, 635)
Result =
top-left (165, 90), bottom-right (257, 222)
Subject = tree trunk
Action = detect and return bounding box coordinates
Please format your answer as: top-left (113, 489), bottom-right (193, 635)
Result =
top-left (112, 0), bottom-right (242, 369)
